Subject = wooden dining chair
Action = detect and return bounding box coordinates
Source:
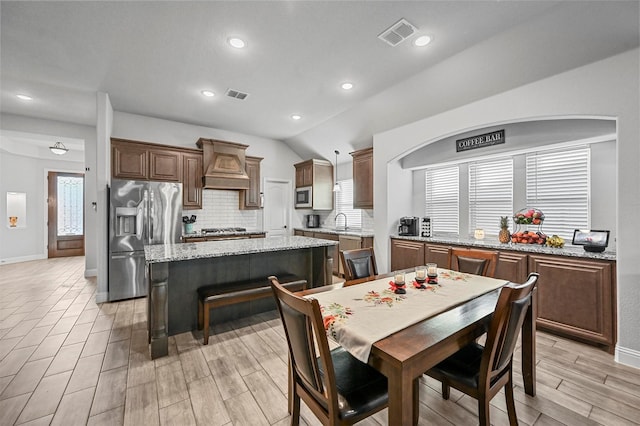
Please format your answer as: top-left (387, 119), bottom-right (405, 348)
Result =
top-left (448, 247), bottom-right (500, 277)
top-left (425, 272), bottom-right (539, 426)
top-left (340, 248), bottom-right (378, 284)
top-left (269, 276), bottom-right (388, 426)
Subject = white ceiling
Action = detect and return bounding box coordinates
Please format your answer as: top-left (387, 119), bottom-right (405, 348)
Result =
top-left (1, 1), bottom-right (638, 162)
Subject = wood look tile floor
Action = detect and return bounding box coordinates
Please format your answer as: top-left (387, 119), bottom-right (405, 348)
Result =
top-left (1, 256), bottom-right (639, 426)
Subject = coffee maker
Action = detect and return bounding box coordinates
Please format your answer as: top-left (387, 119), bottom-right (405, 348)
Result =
top-left (398, 217), bottom-right (419, 236)
top-left (305, 214), bottom-right (320, 228)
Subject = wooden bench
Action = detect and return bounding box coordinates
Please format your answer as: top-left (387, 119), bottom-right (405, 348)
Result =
top-left (197, 273), bottom-right (308, 345)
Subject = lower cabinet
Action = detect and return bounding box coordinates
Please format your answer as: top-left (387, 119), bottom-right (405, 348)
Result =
top-left (529, 254), bottom-right (615, 352)
top-left (390, 239), bottom-right (425, 271)
top-left (315, 232), bottom-right (340, 276)
top-left (424, 244), bottom-right (450, 268)
top-left (295, 230), bottom-right (373, 277)
top-left (390, 237), bottom-right (617, 353)
top-left (495, 251), bottom-right (529, 283)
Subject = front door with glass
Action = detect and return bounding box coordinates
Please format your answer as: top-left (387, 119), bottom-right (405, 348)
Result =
top-left (48, 171), bottom-right (84, 258)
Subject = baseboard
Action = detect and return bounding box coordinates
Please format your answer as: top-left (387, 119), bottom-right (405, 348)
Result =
top-left (95, 292), bottom-right (109, 304)
top-left (84, 268), bottom-right (97, 277)
top-left (615, 344), bottom-right (640, 369)
top-left (0, 253), bottom-right (47, 265)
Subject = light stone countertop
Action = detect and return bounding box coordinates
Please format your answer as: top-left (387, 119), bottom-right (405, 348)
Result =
top-left (293, 227), bottom-right (375, 238)
top-left (145, 235), bottom-right (338, 264)
top-left (391, 234), bottom-right (616, 261)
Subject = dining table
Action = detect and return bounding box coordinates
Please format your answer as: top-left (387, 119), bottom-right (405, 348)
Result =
top-left (305, 268), bottom-right (537, 426)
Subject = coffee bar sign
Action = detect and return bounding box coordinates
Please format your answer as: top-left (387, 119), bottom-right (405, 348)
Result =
top-left (456, 129), bottom-right (505, 152)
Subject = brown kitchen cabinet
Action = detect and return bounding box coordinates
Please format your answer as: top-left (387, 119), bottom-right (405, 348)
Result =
top-left (350, 147), bottom-right (373, 209)
top-left (182, 152), bottom-right (203, 209)
top-left (149, 149), bottom-right (181, 181)
top-left (390, 238), bottom-right (425, 271)
top-left (295, 161), bottom-right (314, 188)
top-left (112, 138), bottom-right (181, 182)
top-left (529, 254), bottom-right (616, 353)
top-left (294, 159), bottom-right (334, 210)
top-left (112, 140), bottom-right (148, 180)
top-left (112, 138), bottom-right (203, 208)
top-left (313, 231), bottom-right (340, 275)
top-left (494, 250), bottom-right (529, 283)
top-left (239, 156), bottom-right (263, 210)
top-left (390, 236), bottom-right (617, 352)
top-left (424, 243), bottom-right (451, 267)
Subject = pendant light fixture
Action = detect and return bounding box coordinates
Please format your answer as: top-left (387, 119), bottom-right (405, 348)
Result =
top-left (49, 141), bottom-right (69, 155)
top-left (333, 150), bottom-right (341, 192)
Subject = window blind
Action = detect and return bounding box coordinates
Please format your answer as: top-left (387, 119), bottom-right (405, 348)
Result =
top-left (526, 148), bottom-right (589, 240)
top-left (469, 158), bottom-right (513, 236)
top-left (425, 166), bottom-right (459, 235)
top-left (335, 179), bottom-right (362, 228)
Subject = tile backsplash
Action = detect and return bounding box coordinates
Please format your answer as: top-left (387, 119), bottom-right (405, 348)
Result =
top-left (183, 190), bottom-right (260, 232)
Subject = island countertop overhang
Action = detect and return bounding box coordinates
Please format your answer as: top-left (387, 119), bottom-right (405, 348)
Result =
top-left (144, 235), bottom-right (339, 264)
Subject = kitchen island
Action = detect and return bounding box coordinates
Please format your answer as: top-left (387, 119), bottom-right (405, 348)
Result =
top-left (144, 236), bottom-right (337, 358)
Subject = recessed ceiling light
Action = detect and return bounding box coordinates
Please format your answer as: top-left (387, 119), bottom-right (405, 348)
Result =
top-left (228, 37), bottom-right (246, 49)
top-left (291, 114), bottom-right (302, 120)
top-left (341, 82), bottom-right (354, 90)
top-left (201, 90), bottom-right (215, 97)
top-left (413, 35), bottom-right (432, 47)
top-left (16, 94), bottom-right (33, 101)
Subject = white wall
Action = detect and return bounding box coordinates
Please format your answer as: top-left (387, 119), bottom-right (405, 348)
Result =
top-left (374, 48), bottom-right (640, 367)
top-left (0, 114), bottom-right (97, 272)
top-left (95, 93), bottom-right (113, 302)
top-left (0, 151), bottom-right (83, 262)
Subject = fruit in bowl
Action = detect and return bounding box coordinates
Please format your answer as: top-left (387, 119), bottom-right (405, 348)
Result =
top-left (513, 208), bottom-right (545, 225)
top-left (510, 230), bottom-right (547, 245)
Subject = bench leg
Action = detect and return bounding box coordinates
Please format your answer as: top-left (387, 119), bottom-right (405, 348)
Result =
top-left (203, 303), bottom-right (210, 345)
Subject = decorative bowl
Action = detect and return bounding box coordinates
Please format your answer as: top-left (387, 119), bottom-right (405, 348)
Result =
top-left (513, 208), bottom-right (544, 225)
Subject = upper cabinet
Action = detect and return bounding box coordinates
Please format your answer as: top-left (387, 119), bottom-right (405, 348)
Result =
top-left (295, 161), bottom-right (314, 187)
top-left (112, 140), bottom-right (149, 180)
top-left (149, 148), bottom-right (181, 182)
top-left (239, 156), bottom-right (263, 210)
top-left (111, 138), bottom-right (203, 208)
top-left (182, 152), bottom-right (203, 209)
top-left (294, 159), bottom-right (333, 210)
top-left (350, 147), bottom-right (373, 209)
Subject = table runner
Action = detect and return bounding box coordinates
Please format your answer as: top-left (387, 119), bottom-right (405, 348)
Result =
top-left (307, 269), bottom-right (507, 363)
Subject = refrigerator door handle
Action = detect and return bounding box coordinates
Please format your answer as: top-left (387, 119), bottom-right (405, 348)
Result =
top-left (143, 189), bottom-right (150, 245)
top-left (149, 190), bottom-right (154, 241)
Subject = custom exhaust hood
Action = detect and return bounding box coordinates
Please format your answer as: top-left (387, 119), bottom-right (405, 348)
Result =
top-left (196, 138), bottom-right (250, 190)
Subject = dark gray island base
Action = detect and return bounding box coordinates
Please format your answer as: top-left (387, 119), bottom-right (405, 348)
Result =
top-left (144, 236), bottom-right (337, 359)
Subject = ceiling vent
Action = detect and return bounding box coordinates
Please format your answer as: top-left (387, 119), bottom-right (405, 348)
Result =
top-left (378, 18), bottom-right (417, 47)
top-left (225, 89), bottom-right (249, 100)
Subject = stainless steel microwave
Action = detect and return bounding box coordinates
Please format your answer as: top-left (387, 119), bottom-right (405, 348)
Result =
top-left (295, 186), bottom-right (312, 208)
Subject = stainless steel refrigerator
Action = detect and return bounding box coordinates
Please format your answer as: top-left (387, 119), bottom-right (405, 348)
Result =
top-left (108, 179), bottom-right (182, 301)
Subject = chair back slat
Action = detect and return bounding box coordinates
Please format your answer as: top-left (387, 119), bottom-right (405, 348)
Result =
top-left (341, 248), bottom-right (378, 281)
top-left (482, 273), bottom-right (538, 380)
top-left (270, 276), bottom-right (340, 416)
top-left (278, 302), bottom-right (323, 393)
top-left (448, 248), bottom-right (499, 278)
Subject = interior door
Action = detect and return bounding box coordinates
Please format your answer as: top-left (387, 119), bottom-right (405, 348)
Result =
top-left (48, 172), bottom-right (85, 258)
top-left (263, 178), bottom-right (290, 237)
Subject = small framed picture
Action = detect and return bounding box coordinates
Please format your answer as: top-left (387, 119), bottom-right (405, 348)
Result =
top-left (572, 229), bottom-right (610, 250)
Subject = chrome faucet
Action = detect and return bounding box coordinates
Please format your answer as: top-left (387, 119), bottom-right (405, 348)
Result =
top-left (335, 213), bottom-right (348, 231)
